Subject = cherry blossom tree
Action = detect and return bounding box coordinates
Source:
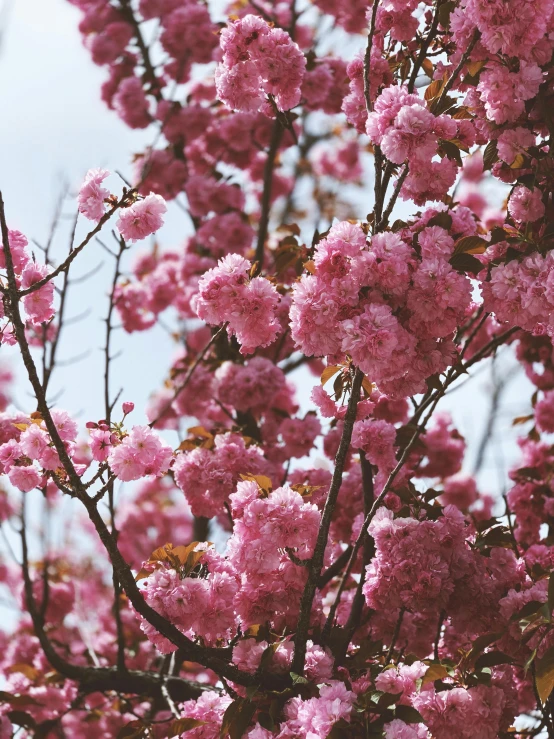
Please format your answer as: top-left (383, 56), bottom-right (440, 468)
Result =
top-left (0, 0), bottom-right (554, 736)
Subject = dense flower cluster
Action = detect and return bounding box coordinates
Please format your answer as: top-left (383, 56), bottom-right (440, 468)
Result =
top-left (193, 254), bottom-right (282, 354)
top-left (1, 0), bottom-right (554, 736)
top-left (215, 15), bottom-right (306, 114)
top-left (290, 216), bottom-right (472, 396)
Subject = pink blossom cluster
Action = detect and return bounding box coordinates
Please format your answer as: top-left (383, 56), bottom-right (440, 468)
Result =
top-left (116, 193), bottom-right (167, 243)
top-left (215, 15), bottom-right (306, 114)
top-left (343, 48), bottom-right (393, 133)
top-left (278, 681), bottom-right (356, 738)
top-left (226, 480), bottom-right (321, 628)
top-left (69, 0), bottom-right (219, 133)
top-left (0, 410), bottom-right (81, 492)
top-left (301, 56), bottom-right (349, 115)
top-left (452, 0), bottom-right (554, 61)
top-left (414, 685), bottom-right (509, 739)
top-left (311, 139), bottom-right (363, 183)
top-left (193, 254), bottom-right (282, 354)
top-left (416, 412), bottom-right (465, 480)
top-left (482, 251), bottom-right (554, 337)
top-left (77, 168), bottom-right (111, 222)
top-left (138, 545), bottom-right (239, 650)
top-left (173, 433), bottom-right (266, 518)
top-left (366, 85), bottom-right (473, 205)
top-left (506, 438), bottom-right (554, 547)
top-left (107, 425), bottom-right (172, 482)
top-left (472, 62), bottom-right (544, 126)
top-left (214, 357), bottom-right (285, 413)
top-left (232, 637), bottom-right (333, 682)
top-left (363, 506), bottom-right (471, 614)
top-left (0, 230), bottom-right (55, 339)
top-left (116, 478), bottom-right (193, 569)
top-left (290, 217), bottom-right (472, 397)
top-left (352, 418), bottom-right (398, 474)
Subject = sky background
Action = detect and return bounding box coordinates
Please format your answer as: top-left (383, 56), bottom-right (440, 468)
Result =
top-left (0, 0), bottom-right (534, 522)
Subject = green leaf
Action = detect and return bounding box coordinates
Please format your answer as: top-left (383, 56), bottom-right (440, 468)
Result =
top-left (489, 226), bottom-right (507, 245)
top-left (7, 711), bottom-right (37, 730)
top-left (220, 699), bottom-right (256, 739)
top-left (438, 0), bottom-right (456, 29)
top-left (510, 600), bottom-right (544, 622)
top-left (440, 140), bottom-right (463, 167)
top-left (394, 705), bottom-right (424, 723)
top-left (449, 253), bottom-right (484, 275)
top-left (474, 650), bottom-right (514, 669)
top-left (326, 719), bottom-right (353, 738)
top-left (483, 140), bottom-right (499, 170)
top-left (376, 691), bottom-right (403, 709)
top-left (426, 212), bottom-right (453, 230)
top-left (290, 672), bottom-right (309, 685)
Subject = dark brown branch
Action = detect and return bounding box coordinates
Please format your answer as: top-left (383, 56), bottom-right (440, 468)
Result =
top-left (119, 0), bottom-right (164, 103)
top-left (104, 236), bottom-right (127, 674)
top-left (434, 610), bottom-right (446, 661)
top-left (407, 1), bottom-right (443, 93)
top-left (18, 193), bottom-right (132, 298)
top-left (377, 164), bottom-right (409, 230)
top-left (432, 29), bottom-right (480, 113)
top-left (0, 191), bottom-right (272, 692)
top-left (149, 323), bottom-right (227, 428)
top-left (385, 607), bottom-right (406, 665)
top-left (19, 503), bottom-right (211, 704)
top-left (291, 368), bottom-right (364, 674)
top-left (254, 120), bottom-right (284, 270)
top-left (363, 0), bottom-right (383, 224)
top-left (318, 546), bottom-right (353, 589)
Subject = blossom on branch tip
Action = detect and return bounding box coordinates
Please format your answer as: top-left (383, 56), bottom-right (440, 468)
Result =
top-left (116, 193), bottom-right (167, 243)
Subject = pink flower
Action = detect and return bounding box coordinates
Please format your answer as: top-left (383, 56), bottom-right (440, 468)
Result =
top-left (117, 193), bottom-right (167, 242)
top-left (0, 439), bottom-right (22, 472)
top-left (216, 15), bottom-right (306, 113)
top-left (508, 185), bottom-right (545, 223)
top-left (51, 410), bottom-right (78, 442)
top-left (108, 425), bottom-right (172, 481)
top-left (9, 465), bottom-right (41, 493)
top-left (77, 168), bottom-right (110, 222)
top-left (497, 127), bottom-right (535, 165)
top-left (21, 262), bottom-right (55, 325)
top-left (19, 424), bottom-right (49, 460)
top-left (90, 429), bottom-right (113, 462)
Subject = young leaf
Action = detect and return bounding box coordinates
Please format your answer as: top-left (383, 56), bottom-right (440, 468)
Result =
top-left (169, 718), bottom-right (207, 736)
top-left (422, 664), bottom-right (449, 684)
top-left (452, 235), bottom-right (488, 256)
top-left (535, 647), bottom-right (554, 703)
top-left (483, 140), bottom-right (499, 170)
top-left (220, 699), bottom-right (256, 739)
top-left (321, 365), bottom-right (340, 386)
